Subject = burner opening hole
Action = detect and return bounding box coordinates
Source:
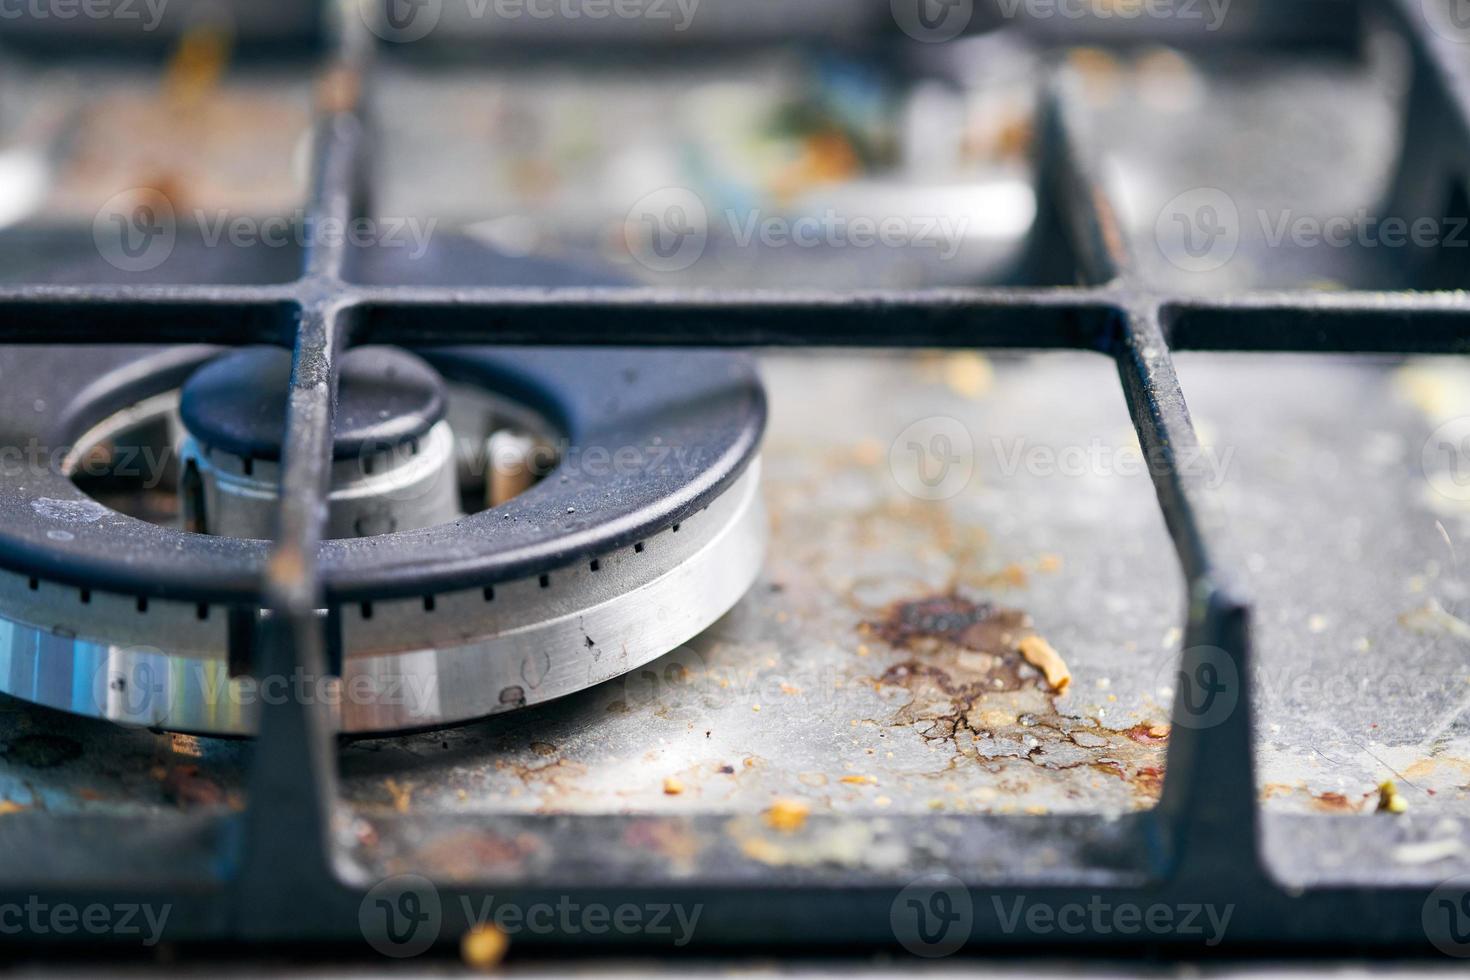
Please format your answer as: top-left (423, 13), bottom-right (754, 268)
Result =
top-left (539, 574), bottom-right (550, 589)
top-left (361, 602), bottom-right (374, 619)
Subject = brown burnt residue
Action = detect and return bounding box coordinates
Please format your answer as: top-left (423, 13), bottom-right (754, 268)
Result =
top-left (864, 591), bottom-right (1170, 808)
top-left (869, 594), bottom-right (1031, 656)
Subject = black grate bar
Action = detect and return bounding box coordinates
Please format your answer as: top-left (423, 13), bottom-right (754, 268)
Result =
top-left (352, 286), bottom-right (1119, 349)
top-left (1042, 71), bottom-right (1262, 879)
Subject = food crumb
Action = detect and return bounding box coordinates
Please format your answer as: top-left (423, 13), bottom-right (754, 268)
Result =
top-left (662, 777), bottom-right (685, 796)
top-left (461, 923), bottom-right (509, 971)
top-left (384, 778), bottom-right (413, 814)
top-left (1377, 780), bottom-right (1408, 815)
top-left (0, 800), bottom-right (27, 815)
top-left (840, 774), bottom-right (877, 786)
top-left (1018, 635), bottom-right (1071, 692)
top-left (763, 798), bottom-right (810, 832)
top-left (1037, 554), bottom-right (1063, 573)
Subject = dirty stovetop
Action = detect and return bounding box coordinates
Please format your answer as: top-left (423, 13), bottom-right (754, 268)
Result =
top-left (2, 350), bottom-right (1468, 888)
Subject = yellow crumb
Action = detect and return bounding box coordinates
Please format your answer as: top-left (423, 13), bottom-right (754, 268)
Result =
top-left (942, 352), bottom-right (994, 399)
top-left (0, 800), bottom-right (27, 815)
top-left (1018, 635), bottom-right (1071, 693)
top-left (384, 778), bottom-right (413, 814)
top-left (1037, 554), bottom-right (1063, 573)
top-left (840, 775), bottom-right (878, 786)
top-left (663, 777), bottom-right (685, 796)
top-left (461, 923), bottom-right (509, 971)
top-left (763, 799), bottom-right (810, 832)
top-left (1377, 780), bottom-right (1408, 815)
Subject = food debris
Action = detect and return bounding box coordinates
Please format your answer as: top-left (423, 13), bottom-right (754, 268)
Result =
top-left (1399, 600), bottom-right (1470, 641)
top-left (1018, 635), bottom-right (1071, 693)
top-left (763, 799), bottom-right (811, 833)
top-left (941, 352), bottom-right (994, 399)
top-left (384, 778), bottom-right (414, 814)
top-left (0, 800), bottom-right (27, 815)
top-left (662, 777), bottom-right (685, 796)
top-left (162, 765), bottom-right (226, 809)
top-left (1376, 780), bottom-right (1408, 815)
top-left (839, 774), bottom-right (877, 786)
top-left (1037, 554), bottom-right (1063, 573)
top-left (461, 923), bottom-right (509, 971)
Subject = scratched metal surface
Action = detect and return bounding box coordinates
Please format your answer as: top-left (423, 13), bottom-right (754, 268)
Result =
top-left (333, 350), bottom-right (1180, 828)
top-left (1174, 352), bottom-right (1470, 883)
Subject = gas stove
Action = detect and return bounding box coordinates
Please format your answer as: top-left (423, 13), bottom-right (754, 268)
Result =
top-left (2, 0), bottom-right (1470, 972)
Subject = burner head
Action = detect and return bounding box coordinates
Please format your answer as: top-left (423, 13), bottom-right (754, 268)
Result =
top-left (177, 347), bottom-right (461, 539)
top-left (180, 345), bottom-right (447, 462)
top-left (0, 345), bottom-right (766, 735)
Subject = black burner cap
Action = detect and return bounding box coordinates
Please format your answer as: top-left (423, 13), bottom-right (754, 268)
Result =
top-left (180, 345), bottom-right (446, 461)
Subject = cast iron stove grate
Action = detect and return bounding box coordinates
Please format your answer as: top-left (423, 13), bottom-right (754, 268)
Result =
top-left (1, 0), bottom-right (1469, 960)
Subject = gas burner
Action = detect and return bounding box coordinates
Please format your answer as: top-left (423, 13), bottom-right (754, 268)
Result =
top-left (0, 345), bottom-right (766, 735)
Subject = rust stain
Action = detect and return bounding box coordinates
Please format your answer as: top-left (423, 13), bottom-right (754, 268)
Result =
top-left (1311, 791), bottom-right (1358, 813)
top-left (863, 591), bottom-right (1169, 807)
top-left (160, 765), bottom-right (228, 810)
top-left (413, 829), bottom-right (541, 881)
top-left (1123, 723), bottom-right (1171, 744)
